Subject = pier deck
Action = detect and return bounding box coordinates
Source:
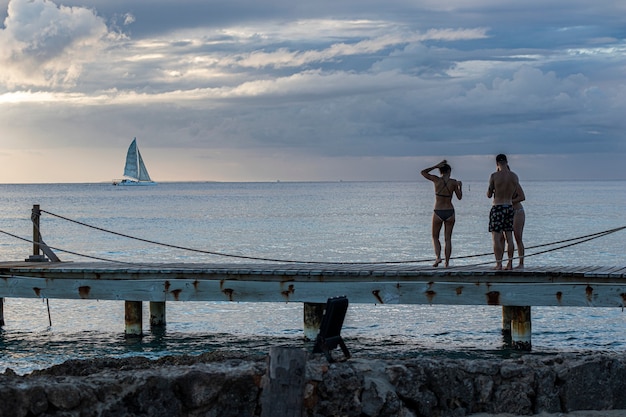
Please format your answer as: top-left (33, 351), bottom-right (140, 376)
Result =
top-left (1, 261), bottom-right (624, 348)
top-left (1, 261), bottom-right (624, 307)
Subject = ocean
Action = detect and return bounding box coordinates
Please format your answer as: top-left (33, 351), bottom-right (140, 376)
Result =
top-left (0, 181), bottom-right (624, 374)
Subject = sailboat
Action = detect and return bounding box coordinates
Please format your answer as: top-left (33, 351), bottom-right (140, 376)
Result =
top-left (112, 138), bottom-right (157, 186)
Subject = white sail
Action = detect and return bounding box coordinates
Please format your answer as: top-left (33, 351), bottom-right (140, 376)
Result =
top-left (114, 138), bottom-right (157, 185)
top-left (136, 148), bottom-right (152, 181)
top-left (123, 139), bottom-right (139, 179)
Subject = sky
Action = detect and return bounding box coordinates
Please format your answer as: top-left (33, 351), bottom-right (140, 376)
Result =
top-left (0, 0), bottom-right (625, 183)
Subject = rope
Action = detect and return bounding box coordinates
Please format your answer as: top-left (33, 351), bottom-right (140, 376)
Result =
top-left (0, 229), bottom-right (145, 265)
top-left (0, 226), bottom-right (621, 268)
top-left (434, 227), bottom-right (623, 271)
top-left (40, 210), bottom-right (435, 264)
top-left (4, 209), bottom-right (625, 266)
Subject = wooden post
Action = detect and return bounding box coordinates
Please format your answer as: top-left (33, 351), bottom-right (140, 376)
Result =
top-left (149, 301), bottom-right (166, 327)
top-left (261, 346), bottom-right (307, 417)
top-left (510, 306), bottom-right (531, 350)
top-left (125, 301), bottom-right (143, 336)
top-left (27, 205), bottom-right (47, 262)
top-left (303, 302), bottom-right (325, 341)
top-left (32, 204), bottom-right (40, 256)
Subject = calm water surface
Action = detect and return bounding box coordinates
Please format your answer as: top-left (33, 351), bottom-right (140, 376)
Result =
top-left (0, 181), bottom-right (624, 374)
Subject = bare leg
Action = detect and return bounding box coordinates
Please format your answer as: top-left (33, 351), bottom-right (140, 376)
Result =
top-left (513, 209), bottom-right (525, 268)
top-left (503, 231), bottom-right (514, 270)
top-left (431, 213), bottom-right (443, 267)
top-left (492, 231), bottom-right (505, 270)
top-left (443, 215), bottom-right (455, 267)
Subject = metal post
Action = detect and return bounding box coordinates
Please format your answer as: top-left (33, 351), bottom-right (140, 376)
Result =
top-left (0, 298), bottom-right (4, 327)
top-left (125, 301), bottom-right (143, 336)
top-left (510, 306), bottom-right (532, 350)
top-left (303, 302), bottom-right (325, 341)
top-left (149, 301), bottom-right (166, 327)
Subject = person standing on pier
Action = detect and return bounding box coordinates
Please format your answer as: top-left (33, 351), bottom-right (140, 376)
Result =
top-left (511, 181), bottom-right (526, 269)
top-left (487, 154), bottom-right (521, 270)
top-left (421, 160), bottom-right (463, 267)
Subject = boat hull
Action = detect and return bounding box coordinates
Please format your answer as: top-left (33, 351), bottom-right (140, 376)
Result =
top-left (112, 179), bottom-right (157, 186)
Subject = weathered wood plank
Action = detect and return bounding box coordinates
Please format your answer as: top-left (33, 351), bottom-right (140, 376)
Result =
top-left (2, 261), bottom-right (625, 283)
top-left (1, 275), bottom-right (624, 307)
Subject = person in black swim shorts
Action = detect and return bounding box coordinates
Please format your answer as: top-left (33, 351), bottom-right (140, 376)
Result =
top-left (487, 154), bottom-right (521, 270)
top-left (421, 160), bottom-right (463, 267)
top-left (489, 203), bottom-right (514, 233)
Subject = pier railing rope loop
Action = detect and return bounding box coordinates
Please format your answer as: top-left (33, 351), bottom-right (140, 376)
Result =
top-left (29, 209), bottom-right (625, 266)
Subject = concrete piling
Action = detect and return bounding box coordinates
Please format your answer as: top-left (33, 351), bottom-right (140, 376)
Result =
top-left (261, 346), bottom-right (307, 417)
top-left (510, 306), bottom-right (532, 350)
top-left (303, 302), bottom-right (325, 341)
top-left (125, 301), bottom-right (143, 336)
top-left (149, 301), bottom-right (166, 327)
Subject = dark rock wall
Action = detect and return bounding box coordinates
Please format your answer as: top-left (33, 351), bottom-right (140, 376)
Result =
top-left (0, 352), bottom-right (624, 417)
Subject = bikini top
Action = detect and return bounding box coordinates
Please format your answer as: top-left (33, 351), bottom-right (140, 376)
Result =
top-left (435, 178), bottom-right (453, 198)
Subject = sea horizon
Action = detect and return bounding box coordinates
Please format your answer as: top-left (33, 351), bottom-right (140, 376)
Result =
top-left (2, 178), bottom-right (626, 186)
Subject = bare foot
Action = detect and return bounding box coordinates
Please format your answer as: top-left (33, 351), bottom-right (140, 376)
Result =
top-left (493, 264), bottom-right (503, 270)
top-left (505, 260), bottom-right (513, 270)
top-left (444, 261), bottom-right (449, 268)
top-left (433, 258), bottom-right (441, 267)
top-left (515, 264), bottom-right (525, 270)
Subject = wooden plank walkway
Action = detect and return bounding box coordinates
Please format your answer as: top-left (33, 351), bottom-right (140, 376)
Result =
top-left (1, 261), bottom-right (625, 307)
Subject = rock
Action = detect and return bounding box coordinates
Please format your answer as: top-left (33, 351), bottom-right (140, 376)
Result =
top-left (0, 351), bottom-right (623, 416)
top-left (556, 355), bottom-right (626, 412)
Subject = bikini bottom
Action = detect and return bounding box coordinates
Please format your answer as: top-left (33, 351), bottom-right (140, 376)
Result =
top-left (434, 209), bottom-right (455, 222)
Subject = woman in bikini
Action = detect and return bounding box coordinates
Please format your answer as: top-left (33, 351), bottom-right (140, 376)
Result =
top-left (421, 160), bottom-right (463, 267)
top-left (511, 182), bottom-right (526, 269)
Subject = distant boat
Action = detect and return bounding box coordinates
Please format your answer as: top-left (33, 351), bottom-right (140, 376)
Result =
top-left (112, 138), bottom-right (157, 186)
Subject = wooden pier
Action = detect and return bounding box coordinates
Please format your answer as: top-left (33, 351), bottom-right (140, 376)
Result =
top-left (0, 260), bottom-right (624, 350)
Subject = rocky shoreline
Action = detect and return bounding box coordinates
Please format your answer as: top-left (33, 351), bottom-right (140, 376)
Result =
top-left (0, 350), bottom-right (624, 417)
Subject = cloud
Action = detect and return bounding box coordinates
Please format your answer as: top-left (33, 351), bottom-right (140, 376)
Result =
top-left (0, 0), bottom-right (113, 87)
top-left (0, 0), bottom-right (625, 181)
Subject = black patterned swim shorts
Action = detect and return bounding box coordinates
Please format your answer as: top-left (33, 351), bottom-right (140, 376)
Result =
top-left (489, 204), bottom-right (514, 232)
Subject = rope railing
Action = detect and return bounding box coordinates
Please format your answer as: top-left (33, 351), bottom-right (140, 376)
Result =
top-left (438, 227), bottom-right (625, 271)
top-left (0, 209), bottom-right (612, 266)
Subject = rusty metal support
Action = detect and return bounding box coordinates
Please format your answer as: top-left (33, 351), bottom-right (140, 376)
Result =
top-left (0, 298), bottom-right (4, 326)
top-left (125, 301), bottom-right (143, 336)
top-left (510, 306), bottom-right (531, 350)
top-left (149, 301), bottom-right (166, 327)
top-left (303, 302), bottom-right (325, 341)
